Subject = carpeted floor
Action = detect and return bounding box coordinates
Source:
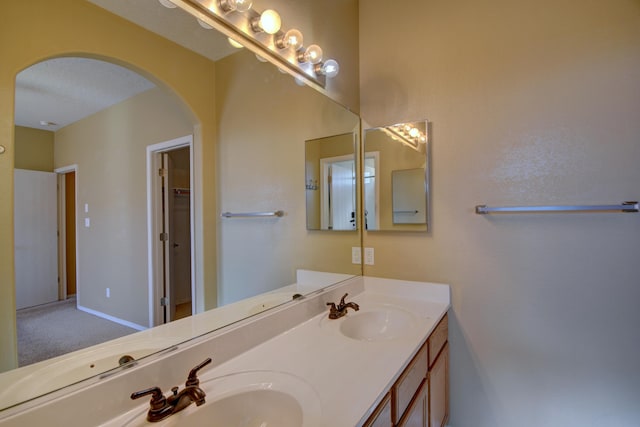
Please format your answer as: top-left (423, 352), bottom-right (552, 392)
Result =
top-left (16, 298), bottom-right (138, 367)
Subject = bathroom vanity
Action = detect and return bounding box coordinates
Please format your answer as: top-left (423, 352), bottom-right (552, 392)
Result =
top-left (0, 276), bottom-right (449, 427)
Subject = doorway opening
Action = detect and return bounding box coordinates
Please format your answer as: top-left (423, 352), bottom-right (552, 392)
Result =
top-left (55, 165), bottom-right (78, 300)
top-left (320, 154), bottom-right (357, 230)
top-left (147, 136), bottom-right (195, 326)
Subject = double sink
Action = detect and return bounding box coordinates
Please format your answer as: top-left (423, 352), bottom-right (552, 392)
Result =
top-left (118, 292), bottom-right (428, 426)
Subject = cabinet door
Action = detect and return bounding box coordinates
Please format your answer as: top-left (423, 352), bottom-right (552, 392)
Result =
top-left (397, 379), bottom-right (428, 427)
top-left (429, 343), bottom-right (449, 427)
top-left (364, 393), bottom-right (392, 427)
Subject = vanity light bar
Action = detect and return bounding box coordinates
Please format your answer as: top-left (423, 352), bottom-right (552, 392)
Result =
top-left (161, 0), bottom-right (339, 87)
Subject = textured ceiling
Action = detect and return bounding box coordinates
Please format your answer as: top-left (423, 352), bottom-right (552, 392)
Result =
top-left (15, 58), bottom-right (156, 132)
top-left (15, 0), bottom-right (235, 132)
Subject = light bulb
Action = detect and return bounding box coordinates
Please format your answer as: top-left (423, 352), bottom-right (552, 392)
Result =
top-left (315, 59), bottom-right (340, 78)
top-left (158, 0), bottom-right (177, 8)
top-left (218, 0), bottom-right (252, 13)
top-left (409, 127), bottom-right (420, 138)
top-left (255, 53), bottom-right (268, 62)
top-left (228, 37), bottom-right (244, 48)
top-left (276, 29), bottom-right (304, 50)
top-left (258, 9), bottom-right (281, 34)
top-left (197, 18), bottom-right (213, 29)
top-left (298, 44), bottom-right (323, 64)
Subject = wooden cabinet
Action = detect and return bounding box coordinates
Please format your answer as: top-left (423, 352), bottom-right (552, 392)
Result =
top-left (397, 379), bottom-right (428, 427)
top-left (363, 313), bottom-right (448, 427)
top-left (429, 343), bottom-right (449, 427)
top-left (365, 393), bottom-right (392, 427)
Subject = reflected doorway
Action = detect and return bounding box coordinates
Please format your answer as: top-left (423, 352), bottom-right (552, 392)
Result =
top-left (148, 136), bottom-right (194, 325)
top-left (320, 155), bottom-right (357, 230)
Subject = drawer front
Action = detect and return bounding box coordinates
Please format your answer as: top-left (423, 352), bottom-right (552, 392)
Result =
top-left (364, 393), bottom-right (392, 427)
top-left (393, 342), bottom-right (429, 423)
top-left (428, 314), bottom-right (448, 367)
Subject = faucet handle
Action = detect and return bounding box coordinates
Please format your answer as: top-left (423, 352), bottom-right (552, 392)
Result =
top-left (185, 357), bottom-right (212, 387)
top-left (131, 386), bottom-right (167, 410)
top-left (338, 293), bottom-right (349, 308)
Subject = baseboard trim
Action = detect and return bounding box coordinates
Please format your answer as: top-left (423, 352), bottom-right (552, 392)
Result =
top-left (77, 305), bottom-right (147, 331)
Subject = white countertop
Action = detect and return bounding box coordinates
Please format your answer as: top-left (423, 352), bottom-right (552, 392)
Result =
top-left (101, 277), bottom-right (450, 427)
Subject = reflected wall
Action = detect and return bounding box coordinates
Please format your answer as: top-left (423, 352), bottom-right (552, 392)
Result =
top-left (216, 49), bottom-right (361, 305)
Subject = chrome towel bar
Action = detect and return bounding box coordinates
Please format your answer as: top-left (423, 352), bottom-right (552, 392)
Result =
top-left (475, 201), bottom-right (639, 215)
top-left (221, 210), bottom-right (285, 218)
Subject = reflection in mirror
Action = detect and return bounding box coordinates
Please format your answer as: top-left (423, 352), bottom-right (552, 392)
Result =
top-left (305, 133), bottom-right (358, 231)
top-left (363, 121), bottom-right (429, 231)
top-left (0, 0), bottom-right (360, 412)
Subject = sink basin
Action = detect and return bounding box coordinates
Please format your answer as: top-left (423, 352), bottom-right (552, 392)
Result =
top-left (122, 370), bottom-right (321, 426)
top-left (323, 304), bottom-right (419, 341)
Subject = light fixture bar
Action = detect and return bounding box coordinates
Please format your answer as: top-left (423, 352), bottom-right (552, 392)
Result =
top-left (170, 0), bottom-right (327, 90)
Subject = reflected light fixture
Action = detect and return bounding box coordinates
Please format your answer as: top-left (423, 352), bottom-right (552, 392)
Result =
top-left (158, 0), bottom-right (177, 8)
top-left (297, 44), bottom-right (323, 64)
top-left (218, 0), bottom-right (253, 13)
top-left (314, 59), bottom-right (340, 78)
top-left (197, 18), bottom-right (213, 29)
top-left (251, 9), bottom-right (281, 34)
top-left (384, 123), bottom-right (427, 151)
top-left (275, 29), bottom-right (304, 50)
top-left (228, 37), bottom-right (244, 48)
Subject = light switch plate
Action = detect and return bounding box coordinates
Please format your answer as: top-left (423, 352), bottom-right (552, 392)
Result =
top-left (364, 247), bottom-right (374, 265)
top-left (351, 247), bottom-right (361, 264)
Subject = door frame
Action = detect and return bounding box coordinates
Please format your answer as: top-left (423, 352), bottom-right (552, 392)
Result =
top-left (147, 135), bottom-right (196, 327)
top-left (54, 164), bottom-right (78, 302)
top-left (319, 153), bottom-right (356, 230)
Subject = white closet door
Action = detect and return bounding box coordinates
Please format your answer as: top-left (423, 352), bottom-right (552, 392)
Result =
top-left (14, 169), bottom-right (58, 309)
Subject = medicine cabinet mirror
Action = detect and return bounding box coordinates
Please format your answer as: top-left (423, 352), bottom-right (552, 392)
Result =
top-left (305, 132), bottom-right (358, 231)
top-left (363, 120), bottom-right (429, 231)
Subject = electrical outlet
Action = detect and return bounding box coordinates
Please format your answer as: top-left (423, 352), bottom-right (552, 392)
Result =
top-left (351, 247), bottom-right (362, 264)
top-left (106, 288), bottom-right (110, 298)
top-left (364, 247), bottom-right (375, 265)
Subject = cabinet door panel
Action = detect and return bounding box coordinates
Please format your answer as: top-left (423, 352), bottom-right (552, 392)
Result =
top-left (364, 394), bottom-right (392, 427)
top-left (429, 343), bottom-right (449, 427)
top-left (398, 379), bottom-right (428, 427)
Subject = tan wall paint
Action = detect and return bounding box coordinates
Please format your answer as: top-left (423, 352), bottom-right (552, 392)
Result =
top-left (360, 0), bottom-right (640, 425)
top-left (54, 87), bottom-right (193, 327)
top-left (0, 0), bottom-right (217, 372)
top-left (215, 49), bottom-right (360, 304)
top-left (251, 0), bottom-right (360, 112)
top-left (14, 126), bottom-right (54, 172)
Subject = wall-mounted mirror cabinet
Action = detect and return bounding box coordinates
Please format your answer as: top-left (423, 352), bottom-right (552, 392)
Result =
top-left (305, 132), bottom-right (358, 231)
top-left (363, 120), bottom-right (430, 231)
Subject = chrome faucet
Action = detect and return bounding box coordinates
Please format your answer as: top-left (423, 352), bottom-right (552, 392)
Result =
top-left (131, 357), bottom-right (212, 422)
top-left (327, 293), bottom-right (360, 319)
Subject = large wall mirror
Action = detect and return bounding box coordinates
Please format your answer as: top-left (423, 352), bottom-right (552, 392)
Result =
top-left (0, 0), bottom-right (360, 411)
top-left (363, 120), bottom-right (430, 231)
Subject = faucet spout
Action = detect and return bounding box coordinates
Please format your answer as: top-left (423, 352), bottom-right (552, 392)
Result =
top-left (327, 293), bottom-right (360, 319)
top-left (130, 357), bottom-right (212, 422)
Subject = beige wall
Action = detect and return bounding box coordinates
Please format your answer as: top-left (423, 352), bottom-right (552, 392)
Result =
top-left (360, 0), bottom-right (640, 425)
top-left (14, 126), bottom-right (54, 172)
top-left (0, 0), bottom-right (217, 372)
top-left (215, 49), bottom-right (360, 304)
top-left (54, 87), bottom-right (193, 327)
top-left (250, 0), bottom-right (359, 112)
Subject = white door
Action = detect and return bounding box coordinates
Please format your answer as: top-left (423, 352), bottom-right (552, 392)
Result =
top-left (14, 169), bottom-right (58, 309)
